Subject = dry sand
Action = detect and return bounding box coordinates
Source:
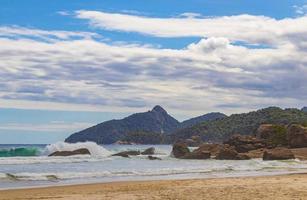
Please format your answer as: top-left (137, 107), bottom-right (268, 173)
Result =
top-left (1, 174), bottom-right (307, 200)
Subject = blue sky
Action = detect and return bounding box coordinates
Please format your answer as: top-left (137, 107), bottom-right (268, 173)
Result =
top-left (0, 0), bottom-right (307, 143)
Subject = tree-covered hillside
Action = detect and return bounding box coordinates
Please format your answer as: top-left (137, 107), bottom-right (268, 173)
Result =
top-left (172, 107), bottom-right (307, 142)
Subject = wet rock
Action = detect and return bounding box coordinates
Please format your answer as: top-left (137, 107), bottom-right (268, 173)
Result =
top-left (141, 147), bottom-right (155, 155)
top-left (112, 150), bottom-right (140, 157)
top-left (181, 151), bottom-right (211, 159)
top-left (171, 142), bottom-right (190, 158)
top-left (148, 155), bottom-right (161, 160)
top-left (48, 148), bottom-right (90, 156)
top-left (263, 147), bottom-right (295, 160)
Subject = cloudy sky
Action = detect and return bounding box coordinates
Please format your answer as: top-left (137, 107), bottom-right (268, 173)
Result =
top-left (1, 0), bottom-right (307, 143)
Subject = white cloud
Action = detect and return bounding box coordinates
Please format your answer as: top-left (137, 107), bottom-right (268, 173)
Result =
top-left (0, 26), bottom-right (99, 42)
top-left (294, 5), bottom-right (307, 16)
top-left (75, 10), bottom-right (307, 47)
top-left (0, 13), bottom-right (306, 117)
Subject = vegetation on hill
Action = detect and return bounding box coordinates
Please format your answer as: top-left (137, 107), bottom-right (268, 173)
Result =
top-left (65, 105), bottom-right (227, 144)
top-left (121, 131), bottom-right (167, 144)
top-left (180, 112), bottom-right (226, 128)
top-left (172, 107), bottom-right (307, 143)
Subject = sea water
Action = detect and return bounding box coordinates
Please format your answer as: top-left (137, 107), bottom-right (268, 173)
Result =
top-left (1, 142), bottom-right (307, 189)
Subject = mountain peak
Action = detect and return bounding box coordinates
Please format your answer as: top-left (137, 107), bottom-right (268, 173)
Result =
top-left (152, 105), bottom-right (167, 113)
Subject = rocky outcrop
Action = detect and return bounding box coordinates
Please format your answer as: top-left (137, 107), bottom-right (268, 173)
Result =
top-left (287, 124), bottom-right (307, 148)
top-left (181, 150), bottom-right (211, 159)
top-left (141, 147), bottom-right (155, 155)
top-left (257, 124), bottom-right (276, 140)
top-left (194, 143), bottom-right (223, 157)
top-left (263, 148), bottom-right (295, 160)
top-left (48, 148), bottom-right (90, 156)
top-left (215, 146), bottom-right (250, 160)
top-left (148, 155), bottom-right (162, 160)
top-left (256, 124), bottom-right (288, 147)
top-left (112, 150), bottom-right (140, 157)
top-left (224, 135), bottom-right (265, 153)
top-left (171, 142), bottom-right (190, 158)
top-left (215, 146), bottom-right (238, 160)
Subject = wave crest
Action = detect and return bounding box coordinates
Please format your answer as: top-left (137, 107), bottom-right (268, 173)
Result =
top-left (45, 142), bottom-right (111, 157)
top-left (0, 147), bottom-right (40, 157)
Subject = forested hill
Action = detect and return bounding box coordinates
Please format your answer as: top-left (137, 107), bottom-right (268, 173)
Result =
top-left (172, 107), bottom-right (307, 142)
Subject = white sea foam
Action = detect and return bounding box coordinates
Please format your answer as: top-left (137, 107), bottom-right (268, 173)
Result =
top-left (45, 142), bottom-right (111, 157)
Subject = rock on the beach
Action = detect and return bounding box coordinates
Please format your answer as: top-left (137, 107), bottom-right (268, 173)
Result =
top-left (181, 150), bottom-right (211, 159)
top-left (263, 147), bottom-right (295, 160)
top-left (287, 124), bottom-right (307, 148)
top-left (215, 146), bottom-right (239, 160)
top-left (48, 148), bottom-right (90, 156)
top-left (257, 124), bottom-right (277, 140)
top-left (236, 153), bottom-right (251, 160)
top-left (171, 142), bottom-right (190, 158)
top-left (195, 143), bottom-right (223, 157)
top-left (112, 150), bottom-right (140, 157)
top-left (141, 147), bottom-right (155, 155)
top-left (148, 155), bottom-right (161, 160)
top-left (224, 134), bottom-right (265, 153)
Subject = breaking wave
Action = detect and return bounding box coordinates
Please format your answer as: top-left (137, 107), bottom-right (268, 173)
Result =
top-left (0, 147), bottom-right (40, 157)
top-left (45, 141), bottom-right (111, 157)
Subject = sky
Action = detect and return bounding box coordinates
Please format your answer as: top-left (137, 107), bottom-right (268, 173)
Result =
top-left (0, 0), bottom-right (307, 144)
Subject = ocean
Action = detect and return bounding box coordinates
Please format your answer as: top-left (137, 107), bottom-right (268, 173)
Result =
top-left (1, 142), bottom-right (307, 190)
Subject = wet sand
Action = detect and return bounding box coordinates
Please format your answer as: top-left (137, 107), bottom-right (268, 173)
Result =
top-left (1, 174), bottom-right (307, 200)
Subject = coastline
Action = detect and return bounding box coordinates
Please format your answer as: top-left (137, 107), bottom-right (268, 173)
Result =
top-left (1, 173), bottom-right (307, 200)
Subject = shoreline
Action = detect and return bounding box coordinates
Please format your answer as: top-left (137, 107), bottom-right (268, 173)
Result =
top-left (1, 173), bottom-right (307, 200)
top-left (1, 169), bottom-right (307, 191)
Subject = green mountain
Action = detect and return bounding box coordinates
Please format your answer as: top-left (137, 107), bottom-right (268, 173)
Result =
top-left (172, 107), bottom-right (307, 143)
top-left (65, 106), bottom-right (226, 144)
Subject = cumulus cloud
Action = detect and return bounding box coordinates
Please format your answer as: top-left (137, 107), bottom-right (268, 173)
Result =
top-left (75, 10), bottom-right (307, 47)
top-left (0, 13), bottom-right (306, 116)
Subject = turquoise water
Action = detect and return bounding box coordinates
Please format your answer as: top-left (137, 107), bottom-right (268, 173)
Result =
top-left (1, 142), bottom-right (307, 190)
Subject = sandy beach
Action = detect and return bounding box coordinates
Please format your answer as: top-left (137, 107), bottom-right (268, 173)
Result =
top-left (1, 174), bottom-right (307, 200)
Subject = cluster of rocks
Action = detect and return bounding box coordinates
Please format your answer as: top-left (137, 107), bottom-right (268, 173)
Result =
top-left (111, 147), bottom-right (161, 160)
top-left (172, 142), bottom-right (251, 160)
top-left (49, 147), bottom-right (161, 160)
top-left (172, 123), bottom-right (307, 161)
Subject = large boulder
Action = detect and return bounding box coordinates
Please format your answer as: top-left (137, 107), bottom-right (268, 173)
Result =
top-left (195, 143), bottom-right (223, 156)
top-left (48, 148), bottom-right (90, 156)
top-left (224, 135), bottom-right (265, 153)
top-left (263, 147), bottom-right (295, 160)
top-left (257, 124), bottom-right (276, 140)
top-left (256, 124), bottom-right (288, 147)
top-left (287, 124), bottom-right (307, 148)
top-left (171, 142), bottom-right (190, 158)
top-left (112, 150), bottom-right (140, 157)
top-left (141, 147), bottom-right (155, 155)
top-left (215, 146), bottom-right (251, 160)
top-left (181, 151), bottom-right (211, 159)
top-left (215, 146), bottom-right (239, 160)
